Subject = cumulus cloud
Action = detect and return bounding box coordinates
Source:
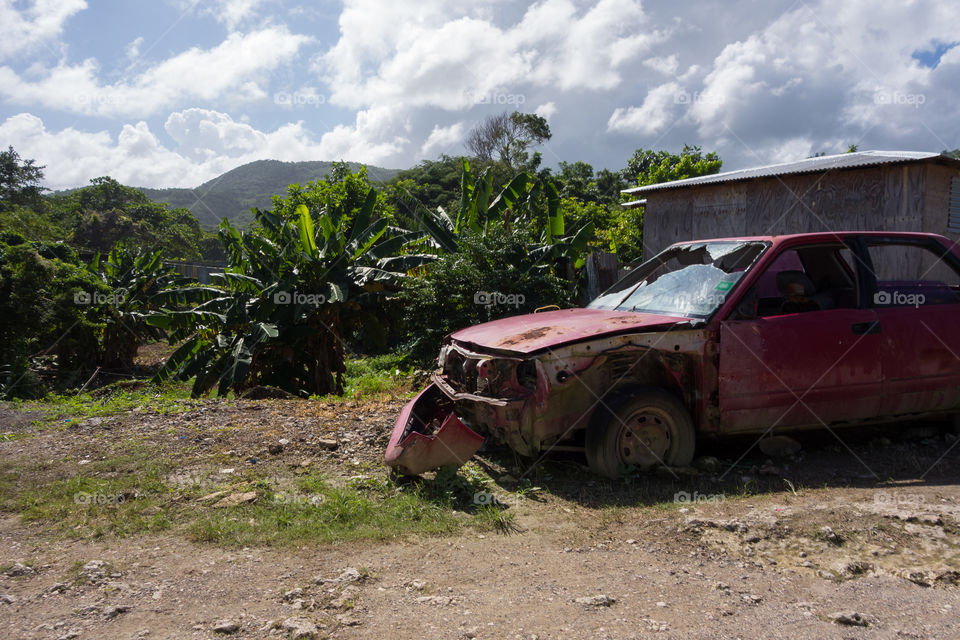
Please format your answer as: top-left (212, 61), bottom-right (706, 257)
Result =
top-left (0, 107), bottom-right (411, 189)
top-left (165, 108), bottom-right (267, 160)
top-left (643, 55), bottom-right (679, 76)
top-left (535, 102), bottom-right (557, 121)
top-left (317, 0), bottom-right (660, 111)
top-left (0, 112), bottom-right (201, 189)
top-left (210, 0), bottom-right (266, 30)
top-left (418, 122), bottom-right (466, 160)
top-left (316, 106), bottom-right (410, 163)
top-left (5, 0), bottom-right (960, 191)
top-left (608, 82), bottom-right (682, 135)
top-left (0, 0), bottom-right (86, 61)
top-left (682, 1), bottom-right (960, 155)
top-left (0, 26), bottom-right (310, 117)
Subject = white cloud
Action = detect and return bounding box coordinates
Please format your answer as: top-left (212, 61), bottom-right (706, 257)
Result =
top-left (0, 112), bottom-right (201, 189)
top-left (0, 26), bottom-right (310, 117)
top-left (607, 82), bottom-right (682, 135)
top-left (0, 108), bottom-right (411, 189)
top-left (125, 36), bottom-right (145, 61)
top-left (315, 106), bottom-right (410, 163)
top-left (0, 0), bottom-right (86, 61)
top-left (535, 102), bottom-right (557, 121)
top-left (5, 0), bottom-right (960, 192)
top-left (318, 0), bottom-right (659, 110)
top-left (684, 1), bottom-right (960, 155)
top-left (643, 55), bottom-right (679, 76)
top-left (165, 108), bottom-right (266, 160)
top-left (170, 0), bottom-right (266, 30)
top-left (209, 0), bottom-right (266, 30)
top-left (418, 122), bottom-right (466, 159)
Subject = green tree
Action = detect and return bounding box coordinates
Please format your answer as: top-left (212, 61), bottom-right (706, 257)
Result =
top-left (53, 177), bottom-right (204, 259)
top-left (269, 164), bottom-right (397, 232)
top-left (0, 239), bottom-right (104, 396)
top-left (626, 144), bottom-right (722, 187)
top-left (400, 227), bottom-right (574, 362)
top-left (405, 160), bottom-right (593, 269)
top-left (0, 146), bottom-right (46, 211)
top-left (466, 111), bottom-right (552, 173)
top-left (390, 155), bottom-right (469, 215)
top-left (553, 162), bottom-right (628, 205)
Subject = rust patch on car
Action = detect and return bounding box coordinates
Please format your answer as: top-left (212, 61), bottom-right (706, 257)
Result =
top-left (497, 326), bottom-right (558, 347)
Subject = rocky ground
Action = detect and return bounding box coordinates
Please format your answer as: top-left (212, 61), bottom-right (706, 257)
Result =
top-left (2, 391), bottom-right (960, 639)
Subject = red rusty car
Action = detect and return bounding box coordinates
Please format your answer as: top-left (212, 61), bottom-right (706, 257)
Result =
top-left (385, 232), bottom-right (960, 478)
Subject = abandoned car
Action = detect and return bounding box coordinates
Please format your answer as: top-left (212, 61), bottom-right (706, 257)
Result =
top-left (385, 232), bottom-right (960, 477)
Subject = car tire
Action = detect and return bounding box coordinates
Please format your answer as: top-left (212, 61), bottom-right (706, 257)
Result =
top-left (585, 387), bottom-right (696, 479)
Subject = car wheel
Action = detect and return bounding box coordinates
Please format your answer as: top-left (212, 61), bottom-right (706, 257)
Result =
top-left (585, 387), bottom-right (696, 479)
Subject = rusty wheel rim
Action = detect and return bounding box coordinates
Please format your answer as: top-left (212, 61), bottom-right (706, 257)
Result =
top-left (617, 408), bottom-right (673, 467)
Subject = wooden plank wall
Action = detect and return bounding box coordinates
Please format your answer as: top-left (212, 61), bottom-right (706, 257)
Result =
top-left (643, 163), bottom-right (948, 259)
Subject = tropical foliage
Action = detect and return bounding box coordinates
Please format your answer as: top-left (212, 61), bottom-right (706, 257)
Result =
top-left (0, 239), bottom-right (177, 396)
top-left (0, 129), bottom-right (725, 398)
top-left (148, 187), bottom-right (432, 397)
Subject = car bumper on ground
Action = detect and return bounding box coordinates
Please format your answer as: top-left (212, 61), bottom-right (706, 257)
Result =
top-left (383, 382), bottom-right (486, 475)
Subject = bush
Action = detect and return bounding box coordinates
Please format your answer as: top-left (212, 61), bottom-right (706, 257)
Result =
top-left (399, 227), bottom-right (574, 363)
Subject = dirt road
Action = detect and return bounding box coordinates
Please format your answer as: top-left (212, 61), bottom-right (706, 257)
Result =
top-left (2, 397), bottom-right (959, 639)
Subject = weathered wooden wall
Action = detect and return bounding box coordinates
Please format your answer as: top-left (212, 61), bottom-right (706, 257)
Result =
top-left (642, 162), bottom-right (959, 259)
top-left (923, 163), bottom-right (960, 242)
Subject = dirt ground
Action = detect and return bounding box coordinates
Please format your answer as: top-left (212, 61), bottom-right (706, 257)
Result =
top-left (2, 395), bottom-right (960, 640)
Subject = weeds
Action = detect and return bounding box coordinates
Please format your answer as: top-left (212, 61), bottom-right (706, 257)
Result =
top-left (474, 504), bottom-right (523, 535)
top-left (10, 380), bottom-right (196, 424)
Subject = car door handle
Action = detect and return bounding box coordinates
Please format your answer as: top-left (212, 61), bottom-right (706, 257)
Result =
top-left (851, 321), bottom-right (881, 335)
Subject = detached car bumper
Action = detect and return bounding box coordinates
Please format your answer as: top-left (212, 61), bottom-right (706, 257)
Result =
top-left (384, 383), bottom-right (486, 475)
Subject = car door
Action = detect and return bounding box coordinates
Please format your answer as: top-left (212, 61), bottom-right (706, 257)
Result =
top-left (863, 236), bottom-right (960, 417)
top-left (717, 241), bottom-right (884, 433)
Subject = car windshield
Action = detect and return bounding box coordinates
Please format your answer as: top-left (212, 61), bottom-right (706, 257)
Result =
top-left (589, 241), bottom-right (768, 318)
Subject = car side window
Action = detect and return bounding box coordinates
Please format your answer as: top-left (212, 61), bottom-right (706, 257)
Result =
top-left (866, 243), bottom-right (960, 307)
top-left (750, 244), bottom-right (857, 317)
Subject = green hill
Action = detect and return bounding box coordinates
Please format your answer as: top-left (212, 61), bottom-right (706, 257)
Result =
top-left (140, 160), bottom-right (400, 228)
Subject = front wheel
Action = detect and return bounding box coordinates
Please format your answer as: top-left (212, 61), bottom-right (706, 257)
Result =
top-left (585, 387), bottom-right (696, 478)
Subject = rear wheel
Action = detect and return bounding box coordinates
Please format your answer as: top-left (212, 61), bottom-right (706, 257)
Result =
top-left (585, 387), bottom-right (695, 478)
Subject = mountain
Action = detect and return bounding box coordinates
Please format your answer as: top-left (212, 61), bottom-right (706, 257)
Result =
top-left (139, 160), bottom-right (400, 228)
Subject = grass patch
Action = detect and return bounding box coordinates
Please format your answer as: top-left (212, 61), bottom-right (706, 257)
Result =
top-left (2, 451), bottom-right (468, 546)
top-left (339, 354), bottom-right (416, 399)
top-left (9, 380), bottom-right (197, 424)
top-left (2, 448), bottom-right (177, 538)
top-left (188, 475), bottom-right (460, 546)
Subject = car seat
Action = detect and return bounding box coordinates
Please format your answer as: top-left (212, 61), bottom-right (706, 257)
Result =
top-left (776, 270), bottom-right (823, 313)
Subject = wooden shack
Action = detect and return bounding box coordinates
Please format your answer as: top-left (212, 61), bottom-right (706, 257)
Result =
top-left (622, 150), bottom-right (960, 259)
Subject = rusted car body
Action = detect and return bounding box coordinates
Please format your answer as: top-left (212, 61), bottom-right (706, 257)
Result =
top-left (385, 232), bottom-right (960, 477)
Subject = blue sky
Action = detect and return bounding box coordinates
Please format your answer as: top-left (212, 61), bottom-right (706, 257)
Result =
top-left (1, 0), bottom-right (958, 189)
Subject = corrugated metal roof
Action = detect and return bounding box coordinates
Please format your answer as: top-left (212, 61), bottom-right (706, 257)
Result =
top-left (622, 150), bottom-right (960, 195)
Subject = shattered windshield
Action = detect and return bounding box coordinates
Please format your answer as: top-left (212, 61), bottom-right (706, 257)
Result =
top-left (589, 241), bottom-right (768, 318)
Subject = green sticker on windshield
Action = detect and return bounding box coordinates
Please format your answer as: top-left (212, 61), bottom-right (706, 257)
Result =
top-left (714, 280), bottom-right (734, 292)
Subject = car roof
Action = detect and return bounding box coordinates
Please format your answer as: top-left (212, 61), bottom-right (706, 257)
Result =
top-left (670, 231), bottom-right (951, 246)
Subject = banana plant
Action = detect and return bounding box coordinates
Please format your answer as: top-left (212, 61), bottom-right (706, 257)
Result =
top-left (85, 243), bottom-right (182, 369)
top-left (148, 187), bottom-right (432, 398)
top-left (404, 159), bottom-right (595, 268)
